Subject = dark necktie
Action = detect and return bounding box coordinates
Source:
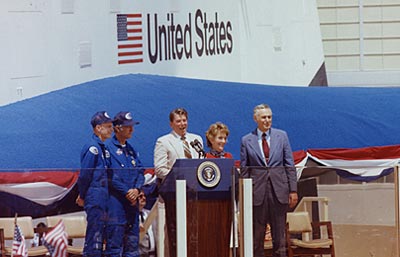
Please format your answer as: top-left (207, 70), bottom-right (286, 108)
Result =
top-left (140, 211), bottom-right (145, 223)
top-left (262, 133), bottom-right (270, 163)
top-left (140, 211), bottom-right (151, 250)
top-left (181, 136), bottom-right (192, 159)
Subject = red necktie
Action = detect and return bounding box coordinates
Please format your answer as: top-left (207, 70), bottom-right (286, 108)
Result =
top-left (262, 133), bottom-right (269, 162)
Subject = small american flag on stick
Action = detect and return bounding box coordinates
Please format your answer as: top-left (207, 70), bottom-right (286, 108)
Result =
top-left (42, 219), bottom-right (68, 257)
top-left (12, 214), bottom-right (27, 257)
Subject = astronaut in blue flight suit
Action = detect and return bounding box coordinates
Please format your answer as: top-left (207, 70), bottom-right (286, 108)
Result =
top-left (76, 111), bottom-right (113, 257)
top-left (105, 111), bottom-right (145, 257)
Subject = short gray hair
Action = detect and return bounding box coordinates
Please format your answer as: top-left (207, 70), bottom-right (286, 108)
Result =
top-left (253, 104), bottom-right (271, 116)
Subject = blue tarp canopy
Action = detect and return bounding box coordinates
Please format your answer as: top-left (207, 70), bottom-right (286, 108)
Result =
top-left (1, 73), bottom-right (400, 169)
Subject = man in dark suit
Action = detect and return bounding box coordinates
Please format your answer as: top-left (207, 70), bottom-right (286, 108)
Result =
top-left (240, 103), bottom-right (298, 257)
top-left (138, 193), bottom-right (157, 257)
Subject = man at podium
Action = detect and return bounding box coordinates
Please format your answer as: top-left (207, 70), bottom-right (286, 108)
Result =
top-left (153, 107), bottom-right (203, 257)
top-left (154, 107), bottom-right (204, 180)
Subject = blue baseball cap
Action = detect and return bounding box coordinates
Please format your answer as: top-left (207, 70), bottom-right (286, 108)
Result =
top-left (113, 111), bottom-right (140, 126)
top-left (90, 111), bottom-right (113, 128)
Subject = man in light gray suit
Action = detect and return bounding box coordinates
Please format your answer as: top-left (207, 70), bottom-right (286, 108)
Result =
top-left (240, 103), bottom-right (298, 257)
top-left (153, 107), bottom-right (203, 257)
top-left (154, 107), bottom-right (203, 180)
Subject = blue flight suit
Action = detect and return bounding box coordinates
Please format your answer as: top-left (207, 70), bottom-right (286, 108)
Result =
top-left (78, 134), bottom-right (112, 257)
top-left (105, 135), bottom-right (145, 257)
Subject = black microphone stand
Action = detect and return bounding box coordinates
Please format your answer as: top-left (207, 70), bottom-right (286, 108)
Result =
top-left (190, 141), bottom-right (206, 158)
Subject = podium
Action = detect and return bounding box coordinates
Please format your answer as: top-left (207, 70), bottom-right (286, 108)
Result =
top-left (159, 158), bottom-right (235, 257)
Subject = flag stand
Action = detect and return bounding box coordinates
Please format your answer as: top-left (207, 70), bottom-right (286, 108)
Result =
top-left (11, 213), bottom-right (18, 257)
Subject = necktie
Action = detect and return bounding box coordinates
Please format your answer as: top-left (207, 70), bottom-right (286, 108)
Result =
top-left (140, 211), bottom-right (152, 250)
top-left (262, 133), bottom-right (270, 163)
top-left (181, 136), bottom-right (192, 159)
top-left (140, 211), bottom-right (145, 223)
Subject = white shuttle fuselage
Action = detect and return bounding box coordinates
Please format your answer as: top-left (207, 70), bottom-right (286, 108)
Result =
top-left (0, 0), bottom-right (325, 106)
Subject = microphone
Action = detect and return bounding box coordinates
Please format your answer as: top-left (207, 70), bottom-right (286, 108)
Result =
top-left (190, 139), bottom-right (206, 158)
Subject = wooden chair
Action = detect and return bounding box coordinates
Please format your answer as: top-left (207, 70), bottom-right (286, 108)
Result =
top-left (286, 211), bottom-right (335, 257)
top-left (0, 216), bottom-right (49, 257)
top-left (46, 215), bottom-right (87, 257)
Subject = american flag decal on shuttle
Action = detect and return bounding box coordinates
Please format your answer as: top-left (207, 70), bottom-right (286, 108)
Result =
top-left (117, 14), bottom-right (144, 64)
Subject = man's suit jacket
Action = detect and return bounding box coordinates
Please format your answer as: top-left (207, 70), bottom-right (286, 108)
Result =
top-left (240, 128), bottom-right (297, 206)
top-left (154, 131), bottom-right (203, 180)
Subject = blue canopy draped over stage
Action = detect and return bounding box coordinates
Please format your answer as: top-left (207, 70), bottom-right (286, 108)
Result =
top-left (1, 74), bottom-right (400, 217)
